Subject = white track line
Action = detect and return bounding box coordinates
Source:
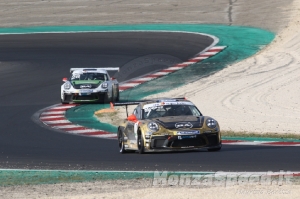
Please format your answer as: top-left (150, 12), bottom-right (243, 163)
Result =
top-left (40, 116), bottom-right (66, 119)
top-left (66, 129), bottom-right (104, 134)
top-left (53, 125), bottom-right (82, 129)
top-left (42, 120), bottom-right (70, 124)
top-left (41, 111), bottom-right (65, 115)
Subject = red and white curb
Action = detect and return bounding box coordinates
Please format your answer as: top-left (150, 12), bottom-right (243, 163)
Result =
top-left (119, 46), bottom-right (226, 91)
top-left (39, 104), bottom-right (117, 139)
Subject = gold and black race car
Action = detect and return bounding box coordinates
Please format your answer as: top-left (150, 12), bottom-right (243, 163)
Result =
top-left (114, 98), bottom-right (221, 154)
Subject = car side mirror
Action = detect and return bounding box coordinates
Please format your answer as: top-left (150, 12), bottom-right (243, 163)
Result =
top-left (127, 114), bottom-right (137, 122)
top-left (62, 77), bottom-right (68, 82)
top-left (111, 77), bottom-right (116, 80)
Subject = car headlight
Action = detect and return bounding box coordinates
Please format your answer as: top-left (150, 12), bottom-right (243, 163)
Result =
top-left (148, 122), bottom-right (159, 132)
top-left (64, 82), bottom-right (71, 90)
top-left (101, 82), bottom-right (108, 88)
top-left (206, 118), bottom-right (217, 129)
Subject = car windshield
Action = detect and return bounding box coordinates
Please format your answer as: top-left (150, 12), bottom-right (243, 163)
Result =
top-left (70, 73), bottom-right (108, 81)
top-left (142, 104), bottom-right (201, 119)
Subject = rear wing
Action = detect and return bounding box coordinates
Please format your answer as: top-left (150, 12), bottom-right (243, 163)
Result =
top-left (113, 101), bottom-right (143, 106)
top-left (113, 101), bottom-right (145, 117)
top-left (113, 98), bottom-right (186, 107)
top-left (113, 98), bottom-right (186, 117)
top-left (70, 68), bottom-right (119, 73)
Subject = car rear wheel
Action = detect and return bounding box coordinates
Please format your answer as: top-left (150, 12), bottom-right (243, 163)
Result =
top-left (118, 129), bottom-right (127, 154)
top-left (137, 133), bottom-right (145, 154)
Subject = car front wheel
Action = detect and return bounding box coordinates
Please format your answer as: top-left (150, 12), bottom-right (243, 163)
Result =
top-left (115, 90), bottom-right (119, 102)
top-left (61, 95), bottom-right (69, 104)
top-left (137, 133), bottom-right (145, 154)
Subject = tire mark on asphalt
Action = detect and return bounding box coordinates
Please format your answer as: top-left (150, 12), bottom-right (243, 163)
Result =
top-left (228, 0), bottom-right (237, 25)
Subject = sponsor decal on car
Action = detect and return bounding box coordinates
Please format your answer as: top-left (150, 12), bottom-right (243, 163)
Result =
top-left (177, 130), bottom-right (200, 135)
top-left (175, 122), bottom-right (193, 129)
top-left (178, 135), bottom-right (197, 140)
top-left (79, 89), bottom-right (93, 92)
top-left (79, 89), bottom-right (93, 96)
top-left (80, 84), bottom-right (92, 89)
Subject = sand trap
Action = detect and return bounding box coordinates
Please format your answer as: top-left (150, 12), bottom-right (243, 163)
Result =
top-left (147, 1), bottom-right (300, 135)
top-left (0, 179), bottom-right (299, 199)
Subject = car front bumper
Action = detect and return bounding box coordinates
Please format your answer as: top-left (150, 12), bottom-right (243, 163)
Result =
top-left (62, 91), bottom-right (108, 103)
top-left (144, 133), bottom-right (221, 151)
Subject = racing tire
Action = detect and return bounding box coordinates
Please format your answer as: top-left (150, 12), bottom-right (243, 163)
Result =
top-left (103, 92), bottom-right (110, 104)
top-left (111, 88), bottom-right (115, 103)
top-left (118, 129), bottom-right (127, 154)
top-left (137, 133), bottom-right (145, 154)
top-left (61, 97), bottom-right (69, 104)
top-left (207, 145), bottom-right (222, 152)
top-left (115, 89), bottom-right (120, 102)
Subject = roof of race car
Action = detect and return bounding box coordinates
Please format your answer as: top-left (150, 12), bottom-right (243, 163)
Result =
top-left (70, 68), bottom-right (119, 74)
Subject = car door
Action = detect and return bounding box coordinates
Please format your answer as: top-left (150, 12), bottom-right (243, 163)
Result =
top-left (123, 106), bottom-right (141, 147)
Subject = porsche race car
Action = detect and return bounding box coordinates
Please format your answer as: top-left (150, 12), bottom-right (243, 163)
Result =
top-left (61, 68), bottom-right (119, 104)
top-left (114, 98), bottom-right (222, 154)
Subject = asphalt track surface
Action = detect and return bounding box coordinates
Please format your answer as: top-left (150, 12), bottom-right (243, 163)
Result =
top-left (0, 32), bottom-right (299, 171)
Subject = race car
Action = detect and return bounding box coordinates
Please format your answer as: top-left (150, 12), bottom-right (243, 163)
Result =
top-left (114, 98), bottom-right (222, 154)
top-left (61, 68), bottom-right (119, 104)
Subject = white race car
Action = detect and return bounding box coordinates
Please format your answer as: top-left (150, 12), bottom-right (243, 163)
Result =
top-left (61, 68), bottom-right (119, 104)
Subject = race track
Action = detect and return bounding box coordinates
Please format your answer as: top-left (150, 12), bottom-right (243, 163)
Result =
top-left (0, 32), bottom-right (299, 171)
